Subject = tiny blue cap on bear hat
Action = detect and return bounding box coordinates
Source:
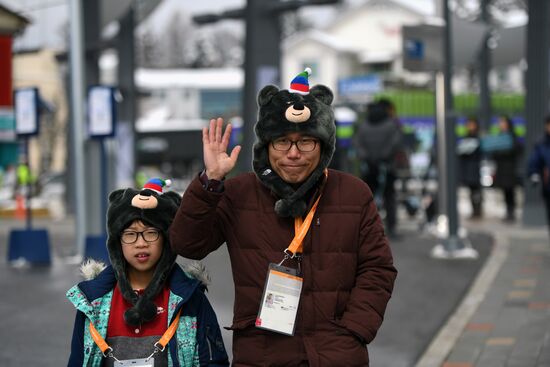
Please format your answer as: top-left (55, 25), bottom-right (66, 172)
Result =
top-left (289, 67), bottom-right (312, 95)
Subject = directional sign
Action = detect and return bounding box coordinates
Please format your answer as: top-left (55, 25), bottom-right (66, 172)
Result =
top-left (14, 88), bottom-right (40, 136)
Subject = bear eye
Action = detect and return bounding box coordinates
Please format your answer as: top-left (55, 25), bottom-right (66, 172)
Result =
top-left (286, 101), bottom-right (293, 105)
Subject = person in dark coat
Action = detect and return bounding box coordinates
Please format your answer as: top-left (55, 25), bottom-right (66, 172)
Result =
top-left (457, 117), bottom-right (483, 218)
top-left (527, 115), bottom-right (550, 234)
top-left (354, 100), bottom-right (404, 238)
top-left (170, 69), bottom-right (397, 366)
top-left (491, 116), bottom-right (522, 221)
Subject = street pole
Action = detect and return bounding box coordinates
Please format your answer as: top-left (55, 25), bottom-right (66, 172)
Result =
top-left (523, 0), bottom-right (550, 226)
top-left (479, 0), bottom-right (492, 132)
top-left (116, 7), bottom-right (136, 187)
top-left (69, 0), bottom-right (87, 257)
top-left (24, 137), bottom-right (31, 230)
top-left (83, 0), bottom-right (104, 239)
top-left (432, 0), bottom-right (477, 259)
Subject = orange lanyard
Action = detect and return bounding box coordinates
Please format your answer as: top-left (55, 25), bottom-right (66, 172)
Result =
top-left (89, 308), bottom-right (182, 360)
top-left (284, 169), bottom-right (328, 258)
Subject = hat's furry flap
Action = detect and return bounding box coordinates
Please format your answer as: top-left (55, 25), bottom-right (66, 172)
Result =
top-left (183, 261), bottom-right (211, 287)
top-left (80, 259), bottom-right (107, 280)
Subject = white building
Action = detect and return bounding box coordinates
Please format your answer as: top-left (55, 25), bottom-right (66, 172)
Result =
top-left (282, 0), bottom-right (525, 103)
top-left (135, 67), bottom-right (243, 132)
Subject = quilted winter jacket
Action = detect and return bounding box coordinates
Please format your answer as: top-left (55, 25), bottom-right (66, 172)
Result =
top-left (170, 170), bottom-right (397, 366)
top-left (66, 264), bottom-right (228, 367)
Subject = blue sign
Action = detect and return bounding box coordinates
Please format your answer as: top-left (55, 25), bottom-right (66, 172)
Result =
top-left (404, 39), bottom-right (424, 60)
top-left (338, 75), bottom-right (382, 96)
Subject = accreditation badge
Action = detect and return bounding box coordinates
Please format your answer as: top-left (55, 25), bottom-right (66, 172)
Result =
top-left (114, 358), bottom-right (154, 367)
top-left (256, 263), bottom-right (303, 335)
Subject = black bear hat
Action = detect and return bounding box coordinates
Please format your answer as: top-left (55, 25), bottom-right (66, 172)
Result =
top-left (106, 178), bottom-right (181, 326)
top-left (253, 68), bottom-right (336, 217)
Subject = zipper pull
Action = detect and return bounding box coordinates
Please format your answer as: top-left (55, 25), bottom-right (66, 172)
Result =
top-left (316, 217), bottom-right (320, 226)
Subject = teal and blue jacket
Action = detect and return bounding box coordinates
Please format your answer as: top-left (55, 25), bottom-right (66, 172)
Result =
top-left (66, 264), bottom-right (228, 366)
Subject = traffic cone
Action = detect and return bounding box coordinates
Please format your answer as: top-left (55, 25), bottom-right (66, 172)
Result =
top-left (15, 194), bottom-right (26, 220)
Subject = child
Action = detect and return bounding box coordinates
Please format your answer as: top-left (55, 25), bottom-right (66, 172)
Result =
top-left (66, 178), bottom-right (228, 366)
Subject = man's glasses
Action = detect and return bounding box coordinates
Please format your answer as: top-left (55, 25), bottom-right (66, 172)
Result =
top-left (120, 229), bottom-right (161, 245)
top-left (271, 137), bottom-right (318, 152)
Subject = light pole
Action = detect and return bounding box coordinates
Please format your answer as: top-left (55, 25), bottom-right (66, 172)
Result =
top-left (431, 0), bottom-right (478, 259)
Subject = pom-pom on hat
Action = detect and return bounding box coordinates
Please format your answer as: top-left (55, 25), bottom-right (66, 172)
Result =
top-left (289, 67), bottom-right (312, 95)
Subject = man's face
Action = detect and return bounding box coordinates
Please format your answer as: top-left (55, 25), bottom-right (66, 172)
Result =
top-left (268, 132), bottom-right (321, 184)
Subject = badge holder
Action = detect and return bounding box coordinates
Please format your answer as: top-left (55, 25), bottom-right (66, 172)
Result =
top-left (256, 262), bottom-right (303, 336)
top-left (114, 358), bottom-right (154, 367)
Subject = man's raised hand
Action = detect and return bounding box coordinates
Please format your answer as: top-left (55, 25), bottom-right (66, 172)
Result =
top-left (203, 117), bottom-right (241, 180)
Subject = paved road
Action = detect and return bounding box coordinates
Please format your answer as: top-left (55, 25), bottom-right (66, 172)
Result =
top-left (0, 211), bottom-right (491, 366)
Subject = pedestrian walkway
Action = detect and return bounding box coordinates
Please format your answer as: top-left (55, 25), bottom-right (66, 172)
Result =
top-left (416, 218), bottom-right (550, 367)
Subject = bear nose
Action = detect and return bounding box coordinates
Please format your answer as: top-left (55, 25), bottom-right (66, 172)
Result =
top-left (139, 190), bottom-right (152, 197)
top-left (293, 102), bottom-right (305, 110)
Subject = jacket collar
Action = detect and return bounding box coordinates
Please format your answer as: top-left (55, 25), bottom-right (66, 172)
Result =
top-left (77, 265), bottom-right (202, 303)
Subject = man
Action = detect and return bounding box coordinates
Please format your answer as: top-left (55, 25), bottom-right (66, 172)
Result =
top-left (170, 69), bottom-right (397, 366)
top-left (354, 100), bottom-right (404, 238)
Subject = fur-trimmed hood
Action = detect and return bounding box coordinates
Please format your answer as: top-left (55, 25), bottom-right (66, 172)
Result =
top-left (80, 259), bottom-right (211, 287)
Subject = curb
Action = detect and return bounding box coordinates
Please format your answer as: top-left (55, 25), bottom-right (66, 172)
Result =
top-left (414, 228), bottom-right (511, 367)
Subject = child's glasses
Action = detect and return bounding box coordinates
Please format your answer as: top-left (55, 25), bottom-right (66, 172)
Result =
top-left (120, 229), bottom-right (161, 245)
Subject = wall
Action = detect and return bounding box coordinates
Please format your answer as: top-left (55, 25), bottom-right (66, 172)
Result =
top-left (0, 35), bottom-right (12, 106)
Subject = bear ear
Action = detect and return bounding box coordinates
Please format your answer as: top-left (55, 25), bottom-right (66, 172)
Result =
top-left (162, 191), bottom-right (182, 207)
top-left (108, 189), bottom-right (126, 204)
top-left (258, 85), bottom-right (279, 107)
top-left (310, 85), bottom-right (334, 106)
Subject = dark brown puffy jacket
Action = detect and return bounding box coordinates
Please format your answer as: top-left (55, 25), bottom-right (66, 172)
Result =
top-left (170, 170), bottom-right (397, 366)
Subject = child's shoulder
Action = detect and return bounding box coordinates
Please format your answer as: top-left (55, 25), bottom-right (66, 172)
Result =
top-left (181, 261), bottom-right (210, 287)
top-left (168, 262), bottom-right (213, 303)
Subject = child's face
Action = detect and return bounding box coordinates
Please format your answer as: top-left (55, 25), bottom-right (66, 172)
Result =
top-left (120, 220), bottom-right (163, 274)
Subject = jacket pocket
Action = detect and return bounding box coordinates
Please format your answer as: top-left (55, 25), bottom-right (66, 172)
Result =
top-left (334, 289), bottom-right (350, 319)
top-left (224, 316), bottom-right (256, 331)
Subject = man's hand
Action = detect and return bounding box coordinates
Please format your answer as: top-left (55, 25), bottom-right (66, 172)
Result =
top-left (203, 117), bottom-right (241, 180)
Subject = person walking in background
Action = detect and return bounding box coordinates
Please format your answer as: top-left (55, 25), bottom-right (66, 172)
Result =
top-left (528, 115), bottom-right (550, 234)
top-left (491, 115), bottom-right (522, 222)
top-left (66, 178), bottom-right (228, 367)
top-left (170, 69), bottom-right (396, 366)
top-left (457, 117), bottom-right (483, 219)
top-left (354, 99), bottom-right (404, 238)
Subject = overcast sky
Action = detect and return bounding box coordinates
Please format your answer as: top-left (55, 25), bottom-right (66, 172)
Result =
top-left (3, 0), bottom-right (434, 50)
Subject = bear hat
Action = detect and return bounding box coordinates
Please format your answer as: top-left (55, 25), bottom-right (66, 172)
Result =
top-left (253, 68), bottom-right (336, 217)
top-left (106, 178), bottom-right (181, 326)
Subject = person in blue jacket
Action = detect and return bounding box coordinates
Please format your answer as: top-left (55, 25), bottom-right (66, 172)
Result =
top-left (528, 116), bottom-right (550, 234)
top-left (66, 178), bottom-right (228, 367)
